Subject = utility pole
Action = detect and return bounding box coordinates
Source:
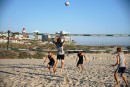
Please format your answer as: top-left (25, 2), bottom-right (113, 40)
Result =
top-left (7, 17), bottom-right (12, 50)
top-left (7, 30), bottom-right (10, 50)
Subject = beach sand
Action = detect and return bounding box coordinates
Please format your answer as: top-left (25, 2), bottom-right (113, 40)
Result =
top-left (0, 53), bottom-right (130, 87)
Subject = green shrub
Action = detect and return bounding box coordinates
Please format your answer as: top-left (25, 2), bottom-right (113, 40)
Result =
top-left (0, 50), bottom-right (18, 59)
top-left (33, 52), bottom-right (45, 59)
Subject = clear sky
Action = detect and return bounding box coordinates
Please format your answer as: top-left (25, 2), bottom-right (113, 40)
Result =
top-left (0, 0), bottom-right (130, 34)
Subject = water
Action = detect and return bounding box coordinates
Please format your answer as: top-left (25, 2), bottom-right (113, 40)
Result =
top-left (72, 36), bottom-right (130, 46)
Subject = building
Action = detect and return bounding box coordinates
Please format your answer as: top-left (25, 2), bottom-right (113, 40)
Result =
top-left (55, 31), bottom-right (72, 43)
top-left (22, 28), bottom-right (29, 38)
top-left (32, 31), bottom-right (42, 40)
top-left (35, 31), bottom-right (72, 44)
top-left (0, 28), bottom-right (30, 44)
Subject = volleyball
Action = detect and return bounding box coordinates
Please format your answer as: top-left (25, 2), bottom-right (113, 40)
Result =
top-left (65, 1), bottom-right (70, 6)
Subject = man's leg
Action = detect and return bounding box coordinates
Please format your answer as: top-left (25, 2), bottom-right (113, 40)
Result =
top-left (76, 63), bottom-right (81, 73)
top-left (114, 72), bottom-right (119, 87)
top-left (81, 64), bottom-right (84, 73)
top-left (60, 60), bottom-right (64, 74)
top-left (121, 73), bottom-right (128, 86)
top-left (50, 67), bottom-right (53, 76)
top-left (54, 60), bottom-right (59, 74)
top-left (48, 64), bottom-right (50, 70)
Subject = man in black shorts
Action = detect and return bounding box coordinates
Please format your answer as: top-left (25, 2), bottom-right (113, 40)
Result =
top-left (111, 47), bottom-right (128, 87)
top-left (76, 51), bottom-right (86, 73)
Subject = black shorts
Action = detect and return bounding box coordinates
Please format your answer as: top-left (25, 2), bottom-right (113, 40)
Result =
top-left (48, 62), bottom-right (55, 66)
top-left (77, 60), bottom-right (83, 67)
top-left (116, 67), bottom-right (126, 73)
top-left (57, 55), bottom-right (64, 60)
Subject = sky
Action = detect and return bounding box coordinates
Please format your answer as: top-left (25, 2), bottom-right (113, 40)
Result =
top-left (0, 0), bottom-right (130, 34)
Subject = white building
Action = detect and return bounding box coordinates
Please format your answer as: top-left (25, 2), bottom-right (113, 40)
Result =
top-left (55, 31), bottom-right (71, 43)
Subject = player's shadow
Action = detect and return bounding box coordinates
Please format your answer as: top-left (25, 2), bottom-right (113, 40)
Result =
top-left (0, 63), bottom-right (47, 78)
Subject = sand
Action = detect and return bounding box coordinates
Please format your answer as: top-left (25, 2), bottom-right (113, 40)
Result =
top-left (0, 53), bottom-right (130, 87)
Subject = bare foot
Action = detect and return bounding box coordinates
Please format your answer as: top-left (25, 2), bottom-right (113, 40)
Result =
top-left (53, 68), bottom-right (56, 75)
top-left (81, 70), bottom-right (83, 73)
top-left (114, 83), bottom-right (119, 87)
top-left (114, 81), bottom-right (120, 87)
top-left (60, 69), bottom-right (63, 74)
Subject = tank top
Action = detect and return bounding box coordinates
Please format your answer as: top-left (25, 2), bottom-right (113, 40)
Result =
top-left (48, 55), bottom-right (55, 62)
top-left (78, 53), bottom-right (83, 61)
top-left (118, 52), bottom-right (126, 67)
top-left (55, 42), bottom-right (64, 55)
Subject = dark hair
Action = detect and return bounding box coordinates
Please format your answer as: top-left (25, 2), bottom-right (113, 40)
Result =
top-left (57, 37), bottom-right (61, 42)
top-left (117, 47), bottom-right (121, 52)
top-left (78, 51), bottom-right (82, 54)
top-left (48, 51), bottom-right (51, 53)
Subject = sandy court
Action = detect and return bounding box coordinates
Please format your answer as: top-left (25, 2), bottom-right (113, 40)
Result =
top-left (0, 53), bottom-right (130, 87)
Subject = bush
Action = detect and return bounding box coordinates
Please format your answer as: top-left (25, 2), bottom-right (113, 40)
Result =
top-left (0, 50), bottom-right (18, 59)
top-left (19, 52), bottom-right (30, 59)
top-left (0, 50), bottom-right (46, 59)
top-left (106, 50), bottom-right (111, 53)
top-left (33, 52), bottom-right (45, 59)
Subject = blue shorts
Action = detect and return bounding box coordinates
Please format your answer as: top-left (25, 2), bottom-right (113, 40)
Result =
top-left (48, 62), bottom-right (55, 66)
top-left (116, 67), bottom-right (126, 73)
